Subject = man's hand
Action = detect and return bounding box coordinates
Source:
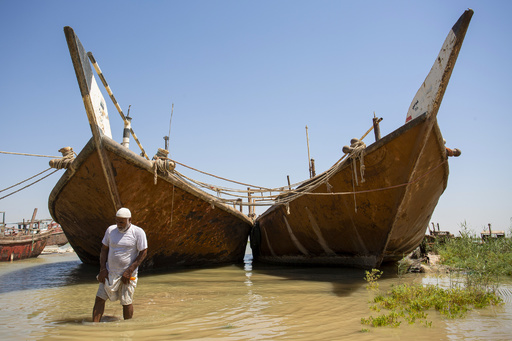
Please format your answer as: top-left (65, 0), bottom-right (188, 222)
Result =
top-left (121, 249), bottom-right (147, 284)
top-left (98, 268), bottom-right (108, 283)
top-left (121, 269), bottom-right (132, 284)
top-left (97, 244), bottom-right (109, 283)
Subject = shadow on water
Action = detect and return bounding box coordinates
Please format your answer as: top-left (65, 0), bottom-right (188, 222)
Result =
top-left (53, 315), bottom-right (121, 325)
top-left (0, 254), bottom-right (249, 295)
top-left (0, 260), bottom-right (98, 294)
top-left (248, 253), bottom-right (401, 297)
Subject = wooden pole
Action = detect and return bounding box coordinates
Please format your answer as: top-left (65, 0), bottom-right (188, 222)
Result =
top-left (247, 188), bottom-right (251, 216)
top-left (373, 112), bottom-right (382, 141)
top-left (306, 126), bottom-right (313, 178)
top-left (165, 103), bottom-right (174, 151)
top-left (87, 52), bottom-right (150, 160)
top-left (29, 208), bottom-right (38, 231)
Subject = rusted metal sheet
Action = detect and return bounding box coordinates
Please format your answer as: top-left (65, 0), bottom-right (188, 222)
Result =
top-left (251, 9), bottom-right (473, 269)
top-left (0, 230), bottom-right (51, 261)
top-left (49, 137), bottom-right (253, 269)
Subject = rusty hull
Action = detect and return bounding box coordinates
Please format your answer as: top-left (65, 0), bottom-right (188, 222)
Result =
top-left (48, 136), bottom-right (253, 269)
top-left (253, 114), bottom-right (449, 268)
top-left (0, 230), bottom-right (51, 261)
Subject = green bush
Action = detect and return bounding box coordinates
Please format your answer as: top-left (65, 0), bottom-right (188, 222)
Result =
top-left (362, 223), bottom-right (511, 329)
top-left (361, 279), bottom-right (502, 328)
top-left (437, 223), bottom-right (512, 288)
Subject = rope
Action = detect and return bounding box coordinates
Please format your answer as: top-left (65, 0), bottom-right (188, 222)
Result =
top-left (172, 159), bottom-right (274, 191)
top-left (165, 122), bottom-right (377, 200)
top-left (151, 148), bottom-right (176, 185)
top-left (0, 168), bottom-right (53, 193)
top-left (49, 147), bottom-right (76, 170)
top-left (206, 156), bottom-right (448, 207)
top-left (0, 169), bottom-right (60, 201)
top-left (0, 151), bottom-right (60, 158)
top-left (289, 159), bottom-right (448, 197)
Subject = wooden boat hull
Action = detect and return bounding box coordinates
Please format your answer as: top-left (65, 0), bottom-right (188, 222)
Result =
top-left (48, 136), bottom-right (253, 269)
top-left (252, 114), bottom-right (447, 268)
top-left (0, 230), bottom-right (51, 261)
top-left (52, 26), bottom-right (252, 270)
top-left (47, 229), bottom-right (68, 247)
top-left (252, 9), bottom-right (473, 268)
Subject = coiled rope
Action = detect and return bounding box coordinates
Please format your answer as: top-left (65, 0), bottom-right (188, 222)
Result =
top-left (151, 148), bottom-right (176, 185)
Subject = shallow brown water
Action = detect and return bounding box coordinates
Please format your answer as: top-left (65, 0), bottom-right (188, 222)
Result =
top-left (0, 247), bottom-right (511, 340)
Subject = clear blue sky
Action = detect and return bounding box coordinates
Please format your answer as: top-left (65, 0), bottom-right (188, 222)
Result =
top-left (1, 1), bottom-right (510, 236)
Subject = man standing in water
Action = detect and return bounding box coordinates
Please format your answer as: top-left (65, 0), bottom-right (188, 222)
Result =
top-left (92, 208), bottom-right (148, 322)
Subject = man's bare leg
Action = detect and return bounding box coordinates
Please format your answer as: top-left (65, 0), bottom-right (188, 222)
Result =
top-left (123, 304), bottom-right (134, 320)
top-left (92, 296), bottom-right (106, 322)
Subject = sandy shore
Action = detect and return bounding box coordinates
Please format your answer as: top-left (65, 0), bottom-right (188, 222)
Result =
top-left (41, 243), bottom-right (74, 254)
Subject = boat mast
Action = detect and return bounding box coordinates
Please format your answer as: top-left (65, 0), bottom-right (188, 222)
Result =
top-left (306, 126), bottom-right (315, 178)
top-left (164, 103), bottom-right (174, 151)
top-left (29, 208), bottom-right (37, 231)
top-left (121, 105), bottom-right (132, 148)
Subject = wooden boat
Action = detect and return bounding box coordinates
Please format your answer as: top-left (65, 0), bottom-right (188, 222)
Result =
top-left (0, 211), bottom-right (53, 261)
top-left (48, 27), bottom-right (253, 270)
top-left (45, 222), bottom-right (68, 247)
top-left (0, 231), bottom-right (52, 261)
top-left (251, 10), bottom-right (473, 268)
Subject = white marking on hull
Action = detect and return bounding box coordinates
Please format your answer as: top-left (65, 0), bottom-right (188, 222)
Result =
top-left (305, 207), bottom-right (336, 256)
top-left (261, 223), bottom-right (277, 257)
top-left (283, 215), bottom-right (309, 256)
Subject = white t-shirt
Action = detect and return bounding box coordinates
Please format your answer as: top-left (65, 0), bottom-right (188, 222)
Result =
top-left (102, 224), bottom-right (148, 276)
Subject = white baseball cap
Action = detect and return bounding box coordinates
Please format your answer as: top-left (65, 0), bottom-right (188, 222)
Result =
top-left (116, 207), bottom-right (131, 218)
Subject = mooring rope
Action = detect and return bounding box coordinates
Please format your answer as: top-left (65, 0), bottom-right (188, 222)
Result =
top-left (171, 159), bottom-right (275, 191)
top-left (0, 148), bottom-right (75, 200)
top-left (0, 168), bottom-right (54, 193)
top-left (0, 151), bottom-right (60, 158)
top-left (3, 119), bottom-right (439, 210)
top-left (0, 169), bottom-right (60, 201)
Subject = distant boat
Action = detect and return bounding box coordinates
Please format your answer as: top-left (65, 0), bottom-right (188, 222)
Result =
top-left (251, 9), bottom-right (473, 268)
top-left (0, 210), bottom-right (53, 261)
top-left (48, 27), bottom-right (253, 270)
top-left (44, 221), bottom-right (68, 247)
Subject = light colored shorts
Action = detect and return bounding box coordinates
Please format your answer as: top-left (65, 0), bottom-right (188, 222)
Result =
top-left (96, 275), bottom-right (138, 306)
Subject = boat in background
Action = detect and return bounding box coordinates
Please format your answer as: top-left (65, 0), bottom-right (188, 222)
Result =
top-left (44, 221), bottom-right (68, 247)
top-left (48, 27), bottom-right (252, 270)
top-left (0, 209), bottom-right (53, 261)
top-left (251, 10), bottom-right (473, 268)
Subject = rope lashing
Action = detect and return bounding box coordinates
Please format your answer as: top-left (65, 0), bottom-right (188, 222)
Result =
top-left (151, 148), bottom-right (176, 185)
top-left (49, 147), bottom-right (76, 170)
top-left (343, 138), bottom-right (366, 213)
top-left (342, 138), bottom-right (366, 185)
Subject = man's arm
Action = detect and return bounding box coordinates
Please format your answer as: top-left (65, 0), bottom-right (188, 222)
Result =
top-left (121, 248), bottom-right (148, 284)
top-left (97, 244), bottom-right (109, 283)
